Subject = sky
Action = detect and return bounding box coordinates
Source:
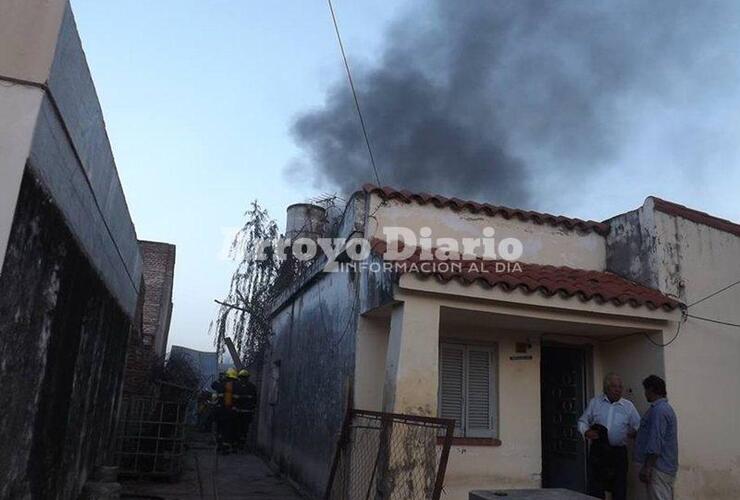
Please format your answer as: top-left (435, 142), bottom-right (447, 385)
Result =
top-left (71, 1), bottom-right (740, 353)
top-left (71, 0), bottom-right (406, 351)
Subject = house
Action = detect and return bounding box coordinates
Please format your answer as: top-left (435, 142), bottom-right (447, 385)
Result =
top-left (0, 1), bottom-right (144, 498)
top-left (258, 184), bottom-right (740, 499)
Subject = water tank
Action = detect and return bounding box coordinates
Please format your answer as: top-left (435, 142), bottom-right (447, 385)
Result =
top-left (285, 203), bottom-right (326, 241)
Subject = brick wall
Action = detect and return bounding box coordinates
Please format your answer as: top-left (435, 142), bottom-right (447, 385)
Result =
top-left (138, 240), bottom-right (176, 357)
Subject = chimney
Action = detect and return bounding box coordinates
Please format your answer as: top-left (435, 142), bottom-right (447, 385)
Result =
top-left (285, 203), bottom-right (326, 241)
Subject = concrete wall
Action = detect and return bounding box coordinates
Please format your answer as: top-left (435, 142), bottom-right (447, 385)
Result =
top-left (607, 199), bottom-right (740, 499)
top-left (373, 279), bottom-right (676, 500)
top-left (0, 0), bottom-right (143, 317)
top-left (0, 0), bottom-right (66, 273)
top-left (259, 268), bottom-right (360, 497)
top-left (0, 2), bottom-right (145, 498)
top-left (354, 315), bottom-right (389, 411)
top-left (367, 194), bottom-right (607, 270)
top-left (655, 209), bottom-right (740, 498)
top-left (0, 173), bottom-right (131, 499)
top-left (26, 2), bottom-right (143, 317)
top-left (439, 323), bottom-right (542, 499)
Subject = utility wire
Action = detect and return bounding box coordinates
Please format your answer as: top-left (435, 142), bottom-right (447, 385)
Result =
top-left (326, 0), bottom-right (382, 186)
top-left (642, 277), bottom-right (740, 348)
top-left (687, 279), bottom-right (740, 308)
top-left (687, 313), bottom-right (740, 328)
top-left (643, 311), bottom-right (685, 347)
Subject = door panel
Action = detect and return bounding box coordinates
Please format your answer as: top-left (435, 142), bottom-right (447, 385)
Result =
top-left (541, 345), bottom-right (587, 492)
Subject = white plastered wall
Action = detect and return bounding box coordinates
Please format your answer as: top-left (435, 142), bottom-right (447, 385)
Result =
top-left (651, 207), bottom-right (740, 499)
top-left (354, 314), bottom-right (389, 411)
top-left (357, 276), bottom-right (677, 500)
top-left (366, 193), bottom-right (607, 270)
top-left (0, 85), bottom-right (44, 273)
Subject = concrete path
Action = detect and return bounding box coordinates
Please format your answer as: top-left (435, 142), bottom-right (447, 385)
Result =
top-left (121, 433), bottom-right (303, 500)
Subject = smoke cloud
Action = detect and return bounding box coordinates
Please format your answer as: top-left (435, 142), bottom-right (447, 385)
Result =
top-left (290, 1), bottom-right (740, 207)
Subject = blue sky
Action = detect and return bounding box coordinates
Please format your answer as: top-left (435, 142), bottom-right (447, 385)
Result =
top-left (72, 0), bottom-right (408, 351)
top-left (72, 0), bottom-right (740, 352)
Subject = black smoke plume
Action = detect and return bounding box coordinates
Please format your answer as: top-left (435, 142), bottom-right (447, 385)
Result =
top-left (291, 0), bottom-right (740, 207)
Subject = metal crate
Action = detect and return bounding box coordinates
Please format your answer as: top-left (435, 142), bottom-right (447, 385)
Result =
top-left (114, 397), bottom-right (187, 478)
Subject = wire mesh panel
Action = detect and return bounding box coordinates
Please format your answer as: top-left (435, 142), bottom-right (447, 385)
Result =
top-left (114, 396), bottom-right (187, 478)
top-left (325, 409), bottom-right (455, 500)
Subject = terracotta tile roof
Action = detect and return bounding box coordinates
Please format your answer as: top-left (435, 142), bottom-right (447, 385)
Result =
top-left (371, 240), bottom-right (680, 311)
top-left (652, 197), bottom-right (740, 238)
top-left (363, 184), bottom-right (611, 236)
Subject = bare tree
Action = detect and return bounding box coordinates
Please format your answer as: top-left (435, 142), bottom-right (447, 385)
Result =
top-left (213, 201), bottom-right (280, 365)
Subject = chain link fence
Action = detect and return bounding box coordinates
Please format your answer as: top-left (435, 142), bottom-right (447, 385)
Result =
top-left (325, 409), bottom-right (455, 500)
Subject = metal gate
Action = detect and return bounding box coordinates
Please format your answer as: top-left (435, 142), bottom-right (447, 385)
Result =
top-left (325, 409), bottom-right (455, 500)
top-left (114, 396), bottom-right (188, 478)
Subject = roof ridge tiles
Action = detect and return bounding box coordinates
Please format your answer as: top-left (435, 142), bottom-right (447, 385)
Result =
top-left (650, 196), bottom-right (740, 238)
top-left (362, 184), bottom-right (611, 235)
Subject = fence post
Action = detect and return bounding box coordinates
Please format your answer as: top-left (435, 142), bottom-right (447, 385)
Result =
top-left (324, 405), bottom-right (353, 500)
top-left (432, 419), bottom-right (455, 500)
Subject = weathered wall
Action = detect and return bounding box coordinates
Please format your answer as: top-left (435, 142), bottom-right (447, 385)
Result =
top-left (373, 279), bottom-right (675, 500)
top-left (439, 322), bottom-right (542, 499)
top-left (0, 0), bottom-right (66, 273)
top-left (353, 315), bottom-right (389, 411)
top-left (367, 194), bottom-right (607, 270)
top-left (605, 206), bottom-right (661, 290)
top-left (24, 2), bottom-right (143, 318)
top-left (139, 240), bottom-right (176, 356)
top-left (122, 338), bottom-right (157, 396)
top-left (0, 173), bottom-right (131, 499)
top-left (654, 209), bottom-right (740, 499)
top-left (259, 268), bottom-right (360, 496)
top-left (607, 199), bottom-right (740, 499)
top-left (0, 2), bottom-right (145, 497)
top-left (0, 82), bottom-right (43, 273)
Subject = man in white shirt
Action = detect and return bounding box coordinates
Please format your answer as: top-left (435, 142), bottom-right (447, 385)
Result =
top-left (578, 373), bottom-right (640, 500)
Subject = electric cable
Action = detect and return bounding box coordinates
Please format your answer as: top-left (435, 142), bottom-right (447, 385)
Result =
top-left (687, 279), bottom-right (740, 308)
top-left (641, 277), bottom-right (740, 347)
top-left (326, 0), bottom-right (382, 186)
top-left (686, 313), bottom-right (740, 328)
top-left (642, 311), bottom-right (685, 347)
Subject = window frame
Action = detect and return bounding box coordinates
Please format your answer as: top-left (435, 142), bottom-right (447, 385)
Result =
top-left (438, 341), bottom-right (499, 439)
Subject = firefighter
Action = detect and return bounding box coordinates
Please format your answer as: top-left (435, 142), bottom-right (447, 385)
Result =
top-left (234, 369), bottom-right (258, 450)
top-left (211, 367), bottom-right (239, 453)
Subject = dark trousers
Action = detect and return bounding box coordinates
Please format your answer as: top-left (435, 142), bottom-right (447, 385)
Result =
top-left (235, 410), bottom-right (253, 447)
top-left (588, 445), bottom-right (628, 500)
top-left (215, 407), bottom-right (236, 447)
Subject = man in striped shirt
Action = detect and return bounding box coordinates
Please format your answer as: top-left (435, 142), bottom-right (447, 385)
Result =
top-left (578, 373), bottom-right (641, 500)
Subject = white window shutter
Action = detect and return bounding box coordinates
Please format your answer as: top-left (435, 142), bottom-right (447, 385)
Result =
top-left (466, 347), bottom-right (495, 437)
top-left (439, 344), bottom-right (465, 436)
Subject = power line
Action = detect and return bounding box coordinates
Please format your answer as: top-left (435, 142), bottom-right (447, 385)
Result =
top-left (642, 282), bottom-right (740, 348)
top-left (643, 278), bottom-right (740, 347)
top-left (643, 314), bottom-right (684, 347)
top-left (687, 313), bottom-right (740, 328)
top-left (326, 0), bottom-right (382, 186)
top-left (687, 279), bottom-right (740, 308)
